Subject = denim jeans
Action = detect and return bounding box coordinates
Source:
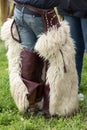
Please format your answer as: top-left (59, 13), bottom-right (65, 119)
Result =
top-left (14, 6), bottom-right (44, 50)
top-left (64, 16), bottom-right (87, 86)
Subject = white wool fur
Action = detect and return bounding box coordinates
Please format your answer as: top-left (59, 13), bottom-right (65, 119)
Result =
top-left (35, 21), bottom-right (79, 116)
top-left (1, 18), bottom-right (29, 112)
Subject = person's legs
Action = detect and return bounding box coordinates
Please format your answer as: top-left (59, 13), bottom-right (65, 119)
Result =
top-left (13, 7), bottom-right (45, 112)
top-left (64, 16), bottom-right (85, 86)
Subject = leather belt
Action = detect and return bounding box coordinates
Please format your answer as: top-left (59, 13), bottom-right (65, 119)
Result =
top-left (16, 4), bottom-right (41, 17)
top-left (15, 4), bottom-right (60, 31)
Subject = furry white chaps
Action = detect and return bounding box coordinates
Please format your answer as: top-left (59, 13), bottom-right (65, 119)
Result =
top-left (1, 18), bottom-right (79, 116)
top-left (35, 21), bottom-right (79, 116)
top-left (1, 18), bottom-right (29, 112)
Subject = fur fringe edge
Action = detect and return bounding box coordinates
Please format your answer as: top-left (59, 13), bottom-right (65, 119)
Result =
top-left (1, 18), bottom-right (29, 112)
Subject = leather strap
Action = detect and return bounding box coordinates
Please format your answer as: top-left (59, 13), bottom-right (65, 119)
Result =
top-left (22, 4), bottom-right (61, 31)
top-left (11, 19), bottom-right (21, 43)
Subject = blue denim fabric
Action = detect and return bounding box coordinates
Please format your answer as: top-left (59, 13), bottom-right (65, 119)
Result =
top-left (14, 7), bottom-right (44, 50)
top-left (64, 16), bottom-right (87, 86)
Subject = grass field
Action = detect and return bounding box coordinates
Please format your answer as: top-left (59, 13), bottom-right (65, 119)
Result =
top-left (0, 39), bottom-right (87, 130)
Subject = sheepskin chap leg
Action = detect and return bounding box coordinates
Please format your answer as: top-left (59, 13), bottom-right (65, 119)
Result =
top-left (35, 21), bottom-right (79, 116)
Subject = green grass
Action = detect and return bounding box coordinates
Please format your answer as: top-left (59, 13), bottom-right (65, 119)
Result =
top-left (0, 39), bottom-right (87, 130)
